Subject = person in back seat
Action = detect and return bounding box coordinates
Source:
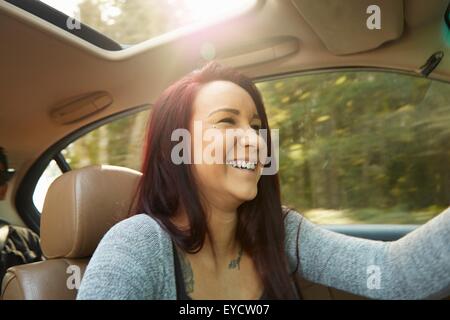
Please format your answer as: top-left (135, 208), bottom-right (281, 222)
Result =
top-left (0, 223), bottom-right (43, 285)
top-left (0, 147), bottom-right (43, 285)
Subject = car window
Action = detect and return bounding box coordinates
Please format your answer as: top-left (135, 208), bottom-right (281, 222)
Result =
top-left (256, 71), bottom-right (450, 225)
top-left (31, 109), bottom-right (149, 214)
top-left (32, 160), bottom-right (62, 212)
top-left (62, 109), bottom-right (150, 171)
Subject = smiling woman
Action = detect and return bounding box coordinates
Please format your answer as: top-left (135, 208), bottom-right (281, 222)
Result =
top-left (38, 0), bottom-right (257, 46)
top-left (130, 62), bottom-right (295, 299)
top-left (76, 62), bottom-right (450, 300)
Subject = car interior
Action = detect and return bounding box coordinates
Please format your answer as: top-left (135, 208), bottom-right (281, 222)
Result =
top-left (0, 0), bottom-right (449, 299)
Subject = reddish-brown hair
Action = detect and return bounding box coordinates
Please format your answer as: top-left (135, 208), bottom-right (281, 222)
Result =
top-left (132, 61), bottom-right (301, 299)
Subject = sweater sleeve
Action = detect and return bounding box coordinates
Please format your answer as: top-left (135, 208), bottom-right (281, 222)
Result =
top-left (76, 214), bottom-right (167, 300)
top-left (284, 207), bottom-right (450, 299)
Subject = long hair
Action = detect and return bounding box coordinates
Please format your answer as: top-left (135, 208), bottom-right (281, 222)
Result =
top-left (132, 61), bottom-right (302, 299)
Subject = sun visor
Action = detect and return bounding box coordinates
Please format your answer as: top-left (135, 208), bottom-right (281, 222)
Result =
top-left (291, 0), bottom-right (404, 55)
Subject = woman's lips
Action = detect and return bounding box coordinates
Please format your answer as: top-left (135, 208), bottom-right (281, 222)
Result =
top-left (226, 159), bottom-right (257, 171)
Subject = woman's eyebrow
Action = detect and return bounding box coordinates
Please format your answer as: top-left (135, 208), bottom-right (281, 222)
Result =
top-left (207, 107), bottom-right (240, 117)
top-left (208, 107), bottom-right (260, 120)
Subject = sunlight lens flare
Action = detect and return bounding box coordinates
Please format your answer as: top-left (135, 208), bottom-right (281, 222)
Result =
top-left (39, 0), bottom-right (256, 45)
top-left (169, 0), bottom-right (255, 23)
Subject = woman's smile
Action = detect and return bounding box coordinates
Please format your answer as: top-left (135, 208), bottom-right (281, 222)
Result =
top-left (226, 159), bottom-right (257, 171)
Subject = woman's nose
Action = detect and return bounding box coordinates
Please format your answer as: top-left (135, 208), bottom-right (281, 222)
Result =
top-left (239, 127), bottom-right (259, 148)
top-left (235, 126), bottom-right (263, 162)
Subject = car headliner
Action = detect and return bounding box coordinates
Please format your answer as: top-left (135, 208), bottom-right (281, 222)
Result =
top-left (0, 0), bottom-right (449, 225)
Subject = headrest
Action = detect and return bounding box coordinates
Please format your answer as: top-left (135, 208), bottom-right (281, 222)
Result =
top-left (40, 165), bottom-right (142, 259)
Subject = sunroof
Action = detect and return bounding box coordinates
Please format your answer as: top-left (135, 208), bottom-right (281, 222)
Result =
top-left (38, 0), bottom-right (257, 47)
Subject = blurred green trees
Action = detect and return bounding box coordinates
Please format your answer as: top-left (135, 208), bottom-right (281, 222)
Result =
top-left (257, 72), bottom-right (450, 224)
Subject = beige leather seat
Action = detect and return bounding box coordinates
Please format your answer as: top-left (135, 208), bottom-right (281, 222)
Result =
top-left (1, 165), bottom-right (141, 300)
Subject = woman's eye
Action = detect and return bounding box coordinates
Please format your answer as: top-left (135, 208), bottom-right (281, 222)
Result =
top-left (218, 118), bottom-right (235, 125)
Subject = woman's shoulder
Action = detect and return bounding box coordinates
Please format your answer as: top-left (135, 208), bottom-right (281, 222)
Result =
top-left (100, 213), bottom-right (171, 252)
top-left (282, 206), bottom-right (307, 233)
top-left (78, 214), bottom-right (173, 299)
top-left (89, 213), bottom-right (174, 275)
top-left (109, 213), bottom-right (164, 235)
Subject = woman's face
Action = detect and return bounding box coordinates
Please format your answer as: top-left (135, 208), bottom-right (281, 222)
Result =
top-left (189, 80), bottom-right (267, 210)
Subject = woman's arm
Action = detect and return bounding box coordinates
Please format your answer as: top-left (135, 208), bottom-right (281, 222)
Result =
top-left (284, 207), bottom-right (450, 299)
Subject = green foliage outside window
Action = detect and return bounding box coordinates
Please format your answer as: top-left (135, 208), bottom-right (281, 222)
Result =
top-left (257, 72), bottom-right (449, 224)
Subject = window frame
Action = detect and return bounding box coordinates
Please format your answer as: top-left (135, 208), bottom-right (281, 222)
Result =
top-left (252, 66), bottom-right (440, 84)
top-left (5, 0), bottom-right (123, 51)
top-left (16, 104), bottom-right (150, 234)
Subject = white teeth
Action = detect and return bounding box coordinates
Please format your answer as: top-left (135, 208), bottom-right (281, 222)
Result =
top-left (226, 160), bottom-right (257, 171)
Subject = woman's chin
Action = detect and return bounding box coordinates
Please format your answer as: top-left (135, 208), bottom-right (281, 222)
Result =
top-left (230, 187), bottom-right (258, 202)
